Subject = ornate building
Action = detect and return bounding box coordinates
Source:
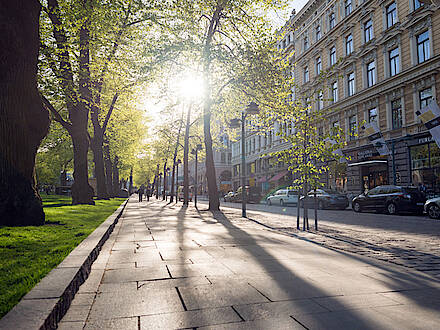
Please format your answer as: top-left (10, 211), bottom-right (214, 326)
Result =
top-left (282, 0), bottom-right (440, 195)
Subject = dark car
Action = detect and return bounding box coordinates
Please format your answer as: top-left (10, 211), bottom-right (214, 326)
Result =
top-left (300, 189), bottom-right (349, 210)
top-left (233, 186), bottom-right (262, 204)
top-left (352, 185), bottom-right (426, 215)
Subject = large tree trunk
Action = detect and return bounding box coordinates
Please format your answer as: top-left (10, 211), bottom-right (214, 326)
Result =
top-left (90, 133), bottom-right (109, 199)
top-left (103, 143), bottom-right (113, 197)
top-left (71, 130), bottom-right (94, 204)
top-left (0, 0), bottom-right (50, 226)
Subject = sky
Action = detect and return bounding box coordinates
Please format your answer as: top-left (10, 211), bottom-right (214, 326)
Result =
top-left (138, 0), bottom-right (310, 132)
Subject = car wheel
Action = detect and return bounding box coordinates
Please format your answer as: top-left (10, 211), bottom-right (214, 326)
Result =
top-left (387, 202), bottom-right (397, 215)
top-left (280, 199), bottom-right (284, 206)
top-left (353, 201), bottom-right (362, 213)
top-left (318, 201), bottom-right (324, 210)
top-left (427, 204), bottom-right (440, 219)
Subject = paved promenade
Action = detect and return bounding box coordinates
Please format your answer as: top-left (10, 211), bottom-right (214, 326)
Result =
top-left (58, 198), bottom-right (440, 329)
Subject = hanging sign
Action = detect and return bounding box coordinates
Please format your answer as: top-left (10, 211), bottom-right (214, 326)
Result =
top-left (324, 138), bottom-right (347, 163)
top-left (361, 121), bottom-right (390, 156)
top-left (415, 101), bottom-right (440, 148)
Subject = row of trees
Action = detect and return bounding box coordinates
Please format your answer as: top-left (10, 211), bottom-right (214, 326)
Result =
top-left (1, 0), bottom-right (345, 227)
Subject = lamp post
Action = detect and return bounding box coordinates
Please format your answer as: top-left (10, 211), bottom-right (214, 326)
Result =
top-left (176, 159), bottom-right (181, 202)
top-left (229, 102), bottom-right (260, 218)
top-left (191, 144), bottom-right (203, 208)
top-left (155, 164), bottom-right (160, 199)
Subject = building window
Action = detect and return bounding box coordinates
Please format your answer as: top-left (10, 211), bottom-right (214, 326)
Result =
top-left (387, 47), bottom-right (399, 77)
top-left (330, 46), bottom-right (336, 66)
top-left (329, 12), bottom-right (335, 29)
top-left (364, 19), bottom-right (373, 43)
top-left (317, 91), bottom-right (324, 110)
top-left (368, 107), bottom-right (378, 123)
top-left (419, 87), bottom-right (433, 109)
top-left (304, 66), bottom-right (309, 82)
top-left (349, 115), bottom-right (357, 141)
top-left (332, 121), bottom-right (340, 134)
top-left (331, 81), bottom-right (338, 103)
top-left (347, 72), bottom-right (355, 96)
top-left (316, 57), bottom-right (322, 75)
top-left (316, 25), bottom-right (321, 41)
top-left (417, 31), bottom-right (430, 63)
top-left (414, 0), bottom-right (423, 10)
top-left (366, 61), bottom-right (376, 87)
top-left (304, 36), bottom-right (309, 51)
top-left (386, 2), bottom-right (397, 29)
top-left (346, 34), bottom-right (353, 55)
top-left (345, 0), bottom-right (352, 16)
top-left (391, 99), bottom-right (402, 129)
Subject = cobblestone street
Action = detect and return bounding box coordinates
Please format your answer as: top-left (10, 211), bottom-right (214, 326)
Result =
top-left (205, 201), bottom-right (440, 279)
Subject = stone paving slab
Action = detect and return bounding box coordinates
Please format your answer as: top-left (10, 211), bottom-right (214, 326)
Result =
top-left (56, 198), bottom-right (440, 329)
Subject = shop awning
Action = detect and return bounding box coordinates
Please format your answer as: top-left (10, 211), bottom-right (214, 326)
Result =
top-left (347, 160), bottom-right (388, 167)
top-left (269, 170), bottom-right (288, 183)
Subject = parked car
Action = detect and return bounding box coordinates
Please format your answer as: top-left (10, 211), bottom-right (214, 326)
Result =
top-left (177, 185), bottom-right (193, 202)
top-left (300, 189), bottom-right (348, 210)
top-left (352, 185), bottom-right (426, 215)
top-left (267, 189), bottom-right (298, 206)
top-left (223, 191), bottom-right (235, 202)
top-left (424, 197), bottom-right (440, 219)
top-left (233, 186), bottom-right (262, 204)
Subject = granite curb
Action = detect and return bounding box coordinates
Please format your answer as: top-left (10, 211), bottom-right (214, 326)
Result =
top-left (0, 198), bottom-right (129, 330)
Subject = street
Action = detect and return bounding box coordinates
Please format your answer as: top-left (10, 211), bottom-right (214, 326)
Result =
top-left (199, 200), bottom-right (440, 278)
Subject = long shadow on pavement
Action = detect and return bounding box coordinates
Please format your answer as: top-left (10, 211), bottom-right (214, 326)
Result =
top-left (206, 210), bottom-right (440, 328)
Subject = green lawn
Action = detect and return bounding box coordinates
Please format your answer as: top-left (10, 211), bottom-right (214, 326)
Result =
top-left (0, 195), bottom-right (125, 317)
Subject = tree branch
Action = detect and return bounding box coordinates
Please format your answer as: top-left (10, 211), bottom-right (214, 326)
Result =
top-left (41, 95), bottom-right (73, 133)
top-left (102, 92), bottom-right (119, 133)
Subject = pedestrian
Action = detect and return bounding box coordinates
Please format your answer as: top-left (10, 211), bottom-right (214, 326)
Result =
top-left (418, 182), bottom-right (427, 196)
top-left (138, 185), bottom-right (145, 202)
top-left (146, 186), bottom-right (151, 201)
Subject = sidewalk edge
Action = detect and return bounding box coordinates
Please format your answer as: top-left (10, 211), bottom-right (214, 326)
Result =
top-left (0, 198), bottom-right (129, 330)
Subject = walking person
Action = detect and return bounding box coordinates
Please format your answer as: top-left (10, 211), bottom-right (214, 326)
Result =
top-left (146, 186), bottom-right (151, 201)
top-left (138, 185), bottom-right (145, 202)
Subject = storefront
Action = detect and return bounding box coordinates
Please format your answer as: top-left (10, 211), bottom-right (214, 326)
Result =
top-left (345, 146), bottom-right (389, 195)
top-left (408, 135), bottom-right (440, 196)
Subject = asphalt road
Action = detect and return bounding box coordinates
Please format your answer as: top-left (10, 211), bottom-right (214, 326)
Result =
top-left (206, 200), bottom-right (440, 236)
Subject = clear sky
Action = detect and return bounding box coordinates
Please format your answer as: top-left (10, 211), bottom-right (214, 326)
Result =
top-left (271, 0), bottom-right (310, 28)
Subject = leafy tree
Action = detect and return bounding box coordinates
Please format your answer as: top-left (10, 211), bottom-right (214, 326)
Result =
top-left (0, 0), bottom-right (50, 226)
top-left (171, 0), bottom-right (289, 210)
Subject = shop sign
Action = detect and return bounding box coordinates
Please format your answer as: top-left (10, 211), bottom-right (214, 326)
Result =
top-left (416, 101), bottom-right (440, 148)
top-left (324, 138), bottom-right (346, 163)
top-left (361, 122), bottom-right (390, 156)
top-left (357, 149), bottom-right (379, 160)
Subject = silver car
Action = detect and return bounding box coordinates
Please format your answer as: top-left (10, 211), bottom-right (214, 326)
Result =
top-left (424, 197), bottom-right (440, 219)
top-left (267, 189), bottom-right (298, 206)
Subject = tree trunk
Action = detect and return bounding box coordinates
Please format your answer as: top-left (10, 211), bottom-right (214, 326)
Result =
top-left (103, 143), bottom-right (113, 197)
top-left (0, 0), bottom-right (50, 226)
top-left (183, 105), bottom-right (191, 205)
top-left (90, 133), bottom-right (109, 199)
top-left (170, 109), bottom-right (184, 203)
top-left (112, 156), bottom-right (119, 197)
top-left (163, 162), bottom-right (167, 200)
top-left (71, 130), bottom-right (94, 204)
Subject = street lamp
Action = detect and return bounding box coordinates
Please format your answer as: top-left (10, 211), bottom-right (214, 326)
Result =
top-left (176, 159), bottom-right (181, 202)
top-left (191, 144), bottom-right (203, 208)
top-left (229, 102), bottom-right (260, 217)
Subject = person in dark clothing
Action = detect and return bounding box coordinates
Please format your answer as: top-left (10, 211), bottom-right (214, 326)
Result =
top-left (146, 186), bottom-right (151, 201)
top-left (138, 185), bottom-right (145, 202)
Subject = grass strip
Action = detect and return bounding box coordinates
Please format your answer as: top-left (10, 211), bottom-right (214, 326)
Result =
top-left (0, 195), bottom-right (125, 317)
